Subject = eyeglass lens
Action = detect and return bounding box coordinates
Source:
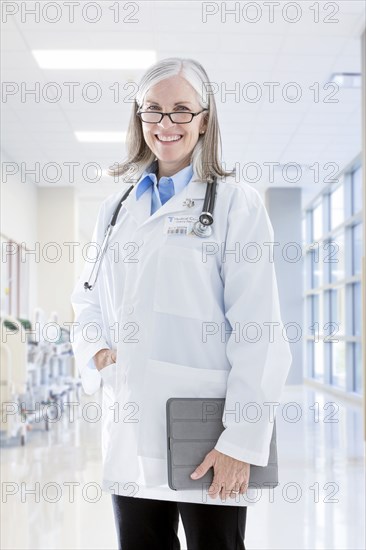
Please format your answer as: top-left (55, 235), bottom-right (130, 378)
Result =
top-left (139, 112), bottom-right (194, 123)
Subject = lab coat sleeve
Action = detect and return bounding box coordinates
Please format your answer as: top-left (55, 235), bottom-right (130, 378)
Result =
top-left (214, 184), bottom-right (293, 466)
top-left (70, 198), bottom-right (110, 396)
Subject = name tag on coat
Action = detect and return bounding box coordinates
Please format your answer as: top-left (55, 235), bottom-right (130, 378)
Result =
top-left (163, 215), bottom-right (198, 236)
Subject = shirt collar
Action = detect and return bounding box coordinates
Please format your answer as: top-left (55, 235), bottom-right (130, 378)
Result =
top-left (135, 160), bottom-right (194, 200)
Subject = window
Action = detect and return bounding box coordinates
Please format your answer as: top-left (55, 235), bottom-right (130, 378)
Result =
top-left (352, 166), bottom-right (362, 214)
top-left (330, 287), bottom-right (345, 337)
top-left (306, 295), bottom-right (314, 331)
top-left (307, 341), bottom-right (314, 378)
top-left (307, 293), bottom-right (323, 338)
top-left (330, 184), bottom-right (344, 229)
top-left (312, 293), bottom-right (320, 326)
top-left (352, 223), bottom-right (362, 276)
top-left (329, 231), bottom-right (345, 283)
top-left (312, 249), bottom-right (323, 288)
top-left (303, 210), bottom-right (313, 244)
top-left (353, 282), bottom-right (361, 337)
top-left (304, 159), bottom-right (362, 396)
top-left (314, 292), bottom-right (324, 335)
top-left (314, 340), bottom-right (324, 381)
top-left (330, 340), bottom-right (346, 388)
top-left (312, 202), bottom-right (323, 241)
top-left (306, 250), bottom-right (322, 289)
top-left (354, 343), bottom-right (362, 394)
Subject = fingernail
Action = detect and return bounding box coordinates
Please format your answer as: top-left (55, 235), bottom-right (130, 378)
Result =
top-left (191, 472), bottom-right (198, 479)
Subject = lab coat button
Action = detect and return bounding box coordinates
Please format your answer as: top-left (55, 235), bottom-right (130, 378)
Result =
top-left (126, 305), bottom-right (134, 314)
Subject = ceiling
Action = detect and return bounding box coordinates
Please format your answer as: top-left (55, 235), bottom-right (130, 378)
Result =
top-left (2, 0), bottom-right (365, 222)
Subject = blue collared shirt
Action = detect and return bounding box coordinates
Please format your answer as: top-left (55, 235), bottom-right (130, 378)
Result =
top-left (135, 160), bottom-right (194, 215)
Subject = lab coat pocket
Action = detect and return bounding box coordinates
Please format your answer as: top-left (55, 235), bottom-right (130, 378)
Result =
top-left (153, 245), bottom-right (214, 321)
top-left (100, 361), bottom-right (117, 400)
top-left (100, 360), bottom-right (116, 380)
top-left (137, 359), bottom-right (229, 459)
top-left (100, 359), bottom-right (126, 401)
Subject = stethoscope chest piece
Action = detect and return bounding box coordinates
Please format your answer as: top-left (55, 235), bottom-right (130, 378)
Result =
top-left (192, 218), bottom-right (213, 238)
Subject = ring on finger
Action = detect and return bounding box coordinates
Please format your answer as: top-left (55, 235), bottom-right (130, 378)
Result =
top-left (230, 483), bottom-right (241, 495)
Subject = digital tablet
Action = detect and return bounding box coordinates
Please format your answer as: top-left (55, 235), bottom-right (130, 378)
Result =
top-left (166, 397), bottom-right (279, 491)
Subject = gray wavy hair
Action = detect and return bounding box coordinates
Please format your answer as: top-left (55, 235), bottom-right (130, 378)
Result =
top-left (107, 57), bottom-right (235, 183)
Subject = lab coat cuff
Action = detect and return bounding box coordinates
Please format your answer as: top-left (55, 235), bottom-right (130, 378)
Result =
top-left (214, 437), bottom-right (270, 467)
top-left (74, 342), bottom-right (109, 395)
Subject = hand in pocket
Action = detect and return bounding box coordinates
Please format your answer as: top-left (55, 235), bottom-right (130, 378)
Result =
top-left (94, 348), bottom-right (117, 371)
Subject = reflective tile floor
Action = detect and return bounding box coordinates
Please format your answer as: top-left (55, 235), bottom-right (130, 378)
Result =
top-left (1, 384), bottom-right (364, 550)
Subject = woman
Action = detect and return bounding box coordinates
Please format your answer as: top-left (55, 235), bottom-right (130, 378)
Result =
top-left (71, 57), bottom-right (292, 550)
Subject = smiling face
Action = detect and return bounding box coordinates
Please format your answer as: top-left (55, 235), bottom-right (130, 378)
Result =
top-left (139, 75), bottom-right (208, 178)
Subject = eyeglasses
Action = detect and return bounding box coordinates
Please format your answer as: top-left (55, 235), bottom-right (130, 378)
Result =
top-left (136, 108), bottom-right (208, 124)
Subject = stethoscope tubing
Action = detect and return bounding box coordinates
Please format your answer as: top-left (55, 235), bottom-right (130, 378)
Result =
top-left (198, 175), bottom-right (217, 227)
top-left (84, 185), bottom-right (134, 291)
top-left (84, 176), bottom-right (217, 291)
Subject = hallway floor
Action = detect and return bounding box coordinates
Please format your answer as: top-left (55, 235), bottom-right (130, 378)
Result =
top-left (1, 384), bottom-right (364, 550)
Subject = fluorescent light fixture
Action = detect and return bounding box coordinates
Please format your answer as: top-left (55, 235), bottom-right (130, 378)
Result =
top-left (75, 131), bottom-right (126, 143)
top-left (32, 49), bottom-right (156, 69)
top-left (329, 72), bottom-right (361, 88)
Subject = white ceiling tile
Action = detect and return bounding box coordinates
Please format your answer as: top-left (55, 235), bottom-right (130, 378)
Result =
top-left (1, 30), bottom-right (28, 51)
top-left (1, 1), bottom-right (362, 196)
top-left (320, 145), bottom-right (361, 164)
top-left (338, 0), bottom-right (366, 14)
top-left (2, 67), bottom-right (51, 84)
top-left (217, 52), bottom-right (278, 72)
top-left (1, 50), bottom-right (40, 70)
top-left (156, 33), bottom-right (218, 53)
top-left (255, 108), bottom-right (305, 124)
top-left (215, 70), bottom-right (273, 84)
top-left (273, 54), bottom-right (339, 73)
top-left (2, 146), bottom-right (49, 165)
top-left (217, 33), bottom-right (284, 54)
top-left (294, 124), bottom-right (357, 136)
top-left (330, 54), bottom-right (362, 72)
top-left (3, 120), bottom-right (32, 135)
top-left (1, 106), bottom-right (19, 122)
top-left (301, 109), bottom-right (359, 125)
top-left (286, 12), bottom-right (362, 37)
top-left (251, 122), bottom-right (300, 134)
top-left (20, 31), bottom-right (98, 49)
top-left (340, 36), bottom-right (364, 56)
top-left (3, 2), bottom-right (155, 32)
top-left (1, 16), bottom-right (18, 32)
top-left (280, 34), bottom-right (347, 55)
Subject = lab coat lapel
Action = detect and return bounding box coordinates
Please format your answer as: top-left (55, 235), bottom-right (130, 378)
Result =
top-left (121, 176), bottom-right (208, 228)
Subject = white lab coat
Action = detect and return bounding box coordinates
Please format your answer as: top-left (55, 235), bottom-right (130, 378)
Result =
top-left (70, 172), bottom-right (292, 507)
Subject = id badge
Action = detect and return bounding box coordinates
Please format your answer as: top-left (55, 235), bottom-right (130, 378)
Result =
top-left (163, 215), bottom-right (198, 236)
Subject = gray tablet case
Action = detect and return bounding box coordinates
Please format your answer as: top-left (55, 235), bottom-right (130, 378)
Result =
top-left (166, 397), bottom-right (278, 491)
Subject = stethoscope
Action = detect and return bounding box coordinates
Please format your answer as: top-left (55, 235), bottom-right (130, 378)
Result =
top-left (84, 174), bottom-right (217, 291)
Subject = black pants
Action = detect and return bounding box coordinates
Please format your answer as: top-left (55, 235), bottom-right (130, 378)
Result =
top-left (111, 494), bottom-right (247, 550)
